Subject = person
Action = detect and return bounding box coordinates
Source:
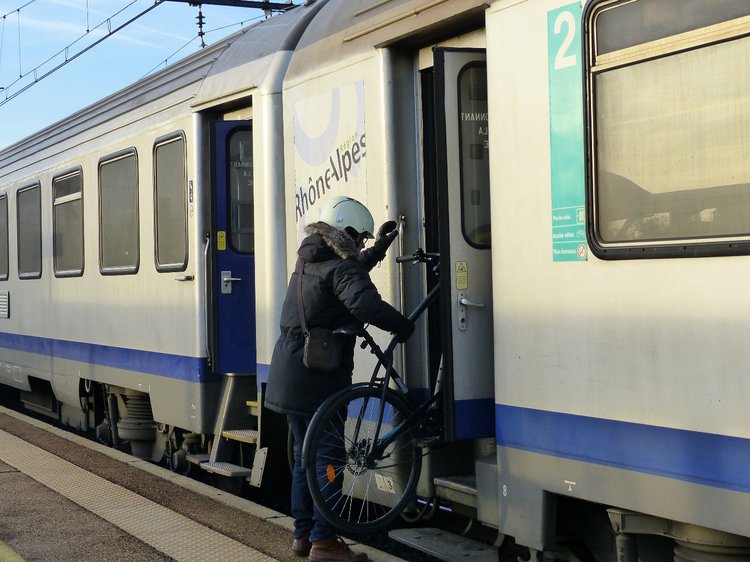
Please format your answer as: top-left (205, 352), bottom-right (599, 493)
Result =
top-left (266, 195), bottom-right (414, 562)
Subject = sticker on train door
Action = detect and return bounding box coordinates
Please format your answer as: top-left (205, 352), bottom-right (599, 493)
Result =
top-left (548, 2), bottom-right (587, 262)
top-left (455, 261), bottom-right (468, 290)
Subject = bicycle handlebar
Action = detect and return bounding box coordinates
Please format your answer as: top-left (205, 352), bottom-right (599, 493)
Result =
top-left (334, 249), bottom-right (441, 352)
top-left (395, 248), bottom-right (439, 264)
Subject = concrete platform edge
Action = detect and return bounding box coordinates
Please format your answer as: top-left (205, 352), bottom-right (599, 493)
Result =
top-left (0, 405), bottom-right (405, 562)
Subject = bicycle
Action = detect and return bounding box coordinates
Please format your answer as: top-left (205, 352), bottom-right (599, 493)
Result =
top-left (301, 249), bottom-right (443, 534)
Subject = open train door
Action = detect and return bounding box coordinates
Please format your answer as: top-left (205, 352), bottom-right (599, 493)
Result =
top-left (434, 48), bottom-right (494, 441)
top-left (211, 121), bottom-right (257, 375)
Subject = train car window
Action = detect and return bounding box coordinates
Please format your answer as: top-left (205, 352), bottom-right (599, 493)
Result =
top-left (154, 134), bottom-right (187, 271)
top-left (228, 130), bottom-right (253, 253)
top-left (594, 0), bottom-right (748, 56)
top-left (99, 150), bottom-right (139, 274)
top-left (458, 63), bottom-right (490, 248)
top-left (17, 184), bottom-right (41, 279)
top-left (53, 169), bottom-right (84, 277)
top-left (586, 0), bottom-right (750, 258)
top-left (0, 195), bottom-right (8, 280)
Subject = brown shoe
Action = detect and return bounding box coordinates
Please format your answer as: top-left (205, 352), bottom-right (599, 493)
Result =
top-left (292, 532), bottom-right (312, 557)
top-left (308, 536), bottom-right (368, 562)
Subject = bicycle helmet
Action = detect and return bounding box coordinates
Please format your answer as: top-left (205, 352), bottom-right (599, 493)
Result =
top-left (318, 196), bottom-right (374, 239)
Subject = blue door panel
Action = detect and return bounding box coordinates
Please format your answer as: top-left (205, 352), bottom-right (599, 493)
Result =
top-left (213, 121), bottom-right (256, 374)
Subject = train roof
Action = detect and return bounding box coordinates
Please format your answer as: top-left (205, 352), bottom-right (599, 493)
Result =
top-left (0, 1), bottom-right (322, 169)
top-left (285, 0), bottom-right (486, 85)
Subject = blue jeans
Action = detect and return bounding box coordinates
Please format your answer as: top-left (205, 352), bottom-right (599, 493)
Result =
top-left (288, 414), bottom-right (343, 542)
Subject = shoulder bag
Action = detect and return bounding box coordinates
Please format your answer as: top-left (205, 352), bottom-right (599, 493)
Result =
top-left (298, 262), bottom-right (343, 373)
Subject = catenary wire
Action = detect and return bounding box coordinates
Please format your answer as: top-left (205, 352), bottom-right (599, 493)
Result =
top-left (140, 14), bottom-right (265, 78)
top-left (0, 0), bottom-right (165, 106)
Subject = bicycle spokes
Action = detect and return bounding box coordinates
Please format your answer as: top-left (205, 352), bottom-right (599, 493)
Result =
top-left (304, 385), bottom-right (423, 533)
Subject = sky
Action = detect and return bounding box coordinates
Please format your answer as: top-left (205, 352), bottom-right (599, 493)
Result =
top-left (0, 0), bottom-right (293, 149)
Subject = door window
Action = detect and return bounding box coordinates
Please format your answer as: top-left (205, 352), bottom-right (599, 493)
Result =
top-left (458, 64), bottom-right (490, 248)
top-left (228, 130), bottom-right (253, 253)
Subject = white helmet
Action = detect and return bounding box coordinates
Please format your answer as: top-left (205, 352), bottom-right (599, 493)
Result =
top-left (318, 196), bottom-right (374, 239)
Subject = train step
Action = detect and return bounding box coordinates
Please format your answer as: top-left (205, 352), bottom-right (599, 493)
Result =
top-left (222, 429), bottom-right (259, 444)
top-left (434, 475), bottom-right (477, 508)
top-left (198, 461), bottom-right (253, 478)
top-left (186, 453), bottom-right (209, 465)
top-left (389, 528), bottom-right (497, 562)
top-left (246, 400), bottom-right (259, 416)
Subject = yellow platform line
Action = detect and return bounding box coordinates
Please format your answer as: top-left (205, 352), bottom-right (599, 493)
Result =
top-left (0, 539), bottom-right (26, 562)
top-left (0, 429), bottom-right (276, 562)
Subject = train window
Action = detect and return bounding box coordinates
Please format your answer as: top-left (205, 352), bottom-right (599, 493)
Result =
top-left (17, 184), bottom-right (41, 279)
top-left (458, 63), bottom-right (490, 248)
top-left (53, 169), bottom-right (83, 277)
top-left (228, 129), bottom-right (253, 253)
top-left (586, 0), bottom-right (750, 258)
top-left (0, 195), bottom-right (7, 280)
top-left (154, 134), bottom-right (187, 271)
top-left (99, 150), bottom-right (139, 274)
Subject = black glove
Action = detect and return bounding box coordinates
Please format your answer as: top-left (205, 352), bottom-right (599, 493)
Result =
top-left (373, 221), bottom-right (398, 255)
top-left (395, 318), bottom-right (415, 343)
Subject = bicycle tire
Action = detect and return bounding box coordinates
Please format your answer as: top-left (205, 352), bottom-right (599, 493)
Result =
top-left (303, 384), bottom-right (423, 534)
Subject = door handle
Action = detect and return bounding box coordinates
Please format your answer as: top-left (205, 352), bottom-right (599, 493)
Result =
top-left (457, 291), bottom-right (485, 331)
top-left (459, 296), bottom-right (485, 308)
top-left (221, 271), bottom-right (242, 294)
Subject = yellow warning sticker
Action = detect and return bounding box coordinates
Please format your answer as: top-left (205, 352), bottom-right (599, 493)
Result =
top-left (217, 231), bottom-right (227, 251)
top-left (455, 261), bottom-right (468, 290)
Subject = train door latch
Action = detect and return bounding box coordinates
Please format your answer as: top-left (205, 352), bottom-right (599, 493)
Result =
top-left (221, 270), bottom-right (242, 294)
top-left (457, 292), bottom-right (485, 331)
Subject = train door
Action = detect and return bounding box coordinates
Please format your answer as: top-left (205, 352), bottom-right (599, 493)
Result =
top-left (211, 121), bottom-right (257, 374)
top-left (430, 48), bottom-right (494, 441)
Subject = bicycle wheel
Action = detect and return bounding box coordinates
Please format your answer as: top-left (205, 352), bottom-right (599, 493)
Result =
top-left (303, 384), bottom-right (423, 534)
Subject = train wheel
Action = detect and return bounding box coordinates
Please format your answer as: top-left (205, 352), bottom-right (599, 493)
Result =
top-left (303, 385), bottom-right (422, 534)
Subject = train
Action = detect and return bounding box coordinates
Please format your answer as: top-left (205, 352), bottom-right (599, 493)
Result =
top-left (1, 0), bottom-right (749, 560)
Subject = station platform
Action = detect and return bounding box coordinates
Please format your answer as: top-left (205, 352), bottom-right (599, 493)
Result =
top-left (0, 406), bottom-right (405, 562)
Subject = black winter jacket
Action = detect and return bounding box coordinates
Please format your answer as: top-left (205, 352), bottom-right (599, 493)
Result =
top-left (265, 222), bottom-right (412, 416)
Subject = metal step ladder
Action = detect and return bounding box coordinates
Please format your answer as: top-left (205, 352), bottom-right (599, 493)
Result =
top-left (193, 376), bottom-right (267, 485)
top-left (390, 528), bottom-right (499, 562)
top-left (391, 454), bottom-right (501, 560)
top-left (434, 454), bottom-right (499, 525)
top-left (434, 475), bottom-right (478, 509)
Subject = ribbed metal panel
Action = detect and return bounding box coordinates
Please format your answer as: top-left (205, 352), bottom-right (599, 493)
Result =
top-left (0, 291), bottom-right (8, 319)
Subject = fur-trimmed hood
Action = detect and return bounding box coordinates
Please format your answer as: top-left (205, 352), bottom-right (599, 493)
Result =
top-left (299, 222), bottom-right (359, 261)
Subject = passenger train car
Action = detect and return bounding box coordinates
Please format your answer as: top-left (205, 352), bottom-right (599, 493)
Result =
top-left (1, 0), bottom-right (749, 560)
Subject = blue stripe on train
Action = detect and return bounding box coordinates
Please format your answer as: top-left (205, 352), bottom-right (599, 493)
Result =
top-left (0, 332), bottom-right (212, 383)
top-left (495, 404), bottom-right (750, 494)
top-left (454, 398), bottom-right (495, 440)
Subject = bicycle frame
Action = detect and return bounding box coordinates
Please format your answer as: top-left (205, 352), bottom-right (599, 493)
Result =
top-left (347, 281), bottom-right (442, 460)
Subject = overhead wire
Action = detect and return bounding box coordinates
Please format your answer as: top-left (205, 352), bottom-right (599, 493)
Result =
top-left (1, 0), bottom-right (39, 19)
top-left (0, 0), bottom-right (38, 79)
top-left (0, 0), bottom-right (286, 106)
top-left (0, 0), bottom-right (165, 106)
top-left (0, 16), bottom-right (5, 80)
top-left (140, 12), bottom-right (265, 78)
